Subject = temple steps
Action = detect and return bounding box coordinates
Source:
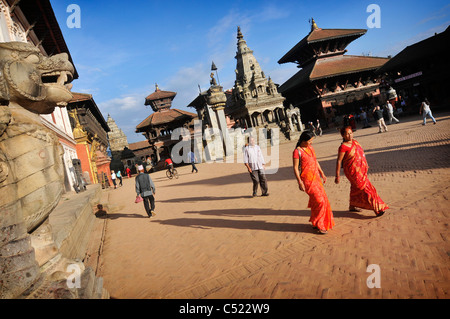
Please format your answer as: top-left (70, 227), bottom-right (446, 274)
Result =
top-left (18, 184), bottom-right (110, 299)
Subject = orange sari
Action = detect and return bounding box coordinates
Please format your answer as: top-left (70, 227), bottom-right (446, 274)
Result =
top-left (295, 146), bottom-right (334, 231)
top-left (339, 140), bottom-right (389, 214)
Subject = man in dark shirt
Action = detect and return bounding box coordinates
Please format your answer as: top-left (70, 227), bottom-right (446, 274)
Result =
top-left (372, 105), bottom-right (388, 133)
top-left (135, 165), bottom-right (156, 218)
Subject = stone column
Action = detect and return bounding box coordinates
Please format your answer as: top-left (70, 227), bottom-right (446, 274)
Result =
top-left (206, 83), bottom-right (232, 159)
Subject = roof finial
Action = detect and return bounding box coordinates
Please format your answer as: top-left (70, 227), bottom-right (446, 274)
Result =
top-left (311, 18), bottom-right (318, 31)
top-left (237, 26), bottom-right (243, 39)
top-left (155, 83), bottom-right (160, 91)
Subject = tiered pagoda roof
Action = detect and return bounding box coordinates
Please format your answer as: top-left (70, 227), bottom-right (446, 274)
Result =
top-left (278, 19), bottom-right (389, 92)
top-left (136, 108), bottom-right (196, 130)
top-left (280, 55), bottom-right (389, 92)
top-left (136, 84), bottom-right (197, 133)
top-left (144, 84), bottom-right (177, 112)
top-left (278, 20), bottom-right (366, 67)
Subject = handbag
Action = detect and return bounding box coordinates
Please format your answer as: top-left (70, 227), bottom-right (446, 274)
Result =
top-left (135, 195), bottom-right (143, 203)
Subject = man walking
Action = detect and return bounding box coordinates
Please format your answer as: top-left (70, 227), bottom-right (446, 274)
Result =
top-left (386, 101), bottom-right (400, 124)
top-left (244, 136), bottom-right (269, 197)
top-left (372, 105), bottom-right (388, 133)
top-left (135, 165), bottom-right (156, 218)
top-left (111, 170), bottom-right (117, 189)
top-left (188, 150), bottom-right (198, 173)
top-left (419, 98), bottom-right (437, 125)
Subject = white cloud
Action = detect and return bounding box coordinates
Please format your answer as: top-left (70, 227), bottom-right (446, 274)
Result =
top-left (165, 63), bottom-right (211, 108)
top-left (417, 4), bottom-right (450, 25)
top-left (255, 4), bottom-right (290, 22)
top-left (99, 94), bottom-right (143, 112)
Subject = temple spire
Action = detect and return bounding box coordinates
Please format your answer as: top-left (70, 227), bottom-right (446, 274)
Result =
top-left (237, 26), bottom-right (243, 39)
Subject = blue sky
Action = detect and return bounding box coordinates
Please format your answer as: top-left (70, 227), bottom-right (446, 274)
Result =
top-left (50, 0), bottom-right (450, 143)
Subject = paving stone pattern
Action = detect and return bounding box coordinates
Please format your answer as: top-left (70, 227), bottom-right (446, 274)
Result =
top-left (97, 112), bottom-right (450, 299)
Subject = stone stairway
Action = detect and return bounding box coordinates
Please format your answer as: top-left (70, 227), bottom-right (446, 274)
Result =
top-left (19, 184), bottom-right (110, 299)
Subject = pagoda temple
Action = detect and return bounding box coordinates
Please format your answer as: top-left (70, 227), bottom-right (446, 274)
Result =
top-left (278, 19), bottom-right (390, 127)
top-left (136, 84), bottom-right (197, 163)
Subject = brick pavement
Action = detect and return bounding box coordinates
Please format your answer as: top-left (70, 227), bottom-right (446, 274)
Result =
top-left (96, 111), bottom-right (450, 299)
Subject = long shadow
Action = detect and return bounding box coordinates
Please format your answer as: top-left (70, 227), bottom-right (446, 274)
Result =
top-left (159, 195), bottom-right (253, 203)
top-left (153, 208), bottom-right (374, 233)
top-left (155, 217), bottom-right (317, 234)
top-left (104, 213), bottom-right (147, 220)
top-left (332, 210), bottom-right (377, 220)
top-left (183, 208), bottom-right (310, 217)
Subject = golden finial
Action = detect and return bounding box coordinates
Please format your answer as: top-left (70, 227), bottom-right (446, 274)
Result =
top-left (311, 18), bottom-right (318, 31)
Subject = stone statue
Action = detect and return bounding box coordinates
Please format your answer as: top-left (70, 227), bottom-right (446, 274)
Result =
top-left (0, 41), bottom-right (74, 299)
top-left (210, 72), bottom-right (217, 86)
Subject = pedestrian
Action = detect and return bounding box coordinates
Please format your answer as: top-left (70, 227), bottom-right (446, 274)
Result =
top-left (293, 131), bottom-right (334, 234)
top-left (335, 126), bottom-right (389, 217)
top-left (125, 167), bottom-right (131, 178)
top-left (135, 165), bottom-right (156, 218)
top-left (419, 98), bottom-right (437, 125)
top-left (308, 122), bottom-right (317, 136)
top-left (243, 136), bottom-right (269, 197)
top-left (372, 105), bottom-right (388, 133)
top-left (386, 101), bottom-right (399, 124)
top-left (145, 155), bottom-right (153, 173)
top-left (116, 170), bottom-right (123, 186)
top-left (360, 109), bottom-right (370, 128)
top-left (315, 119), bottom-right (322, 136)
top-left (188, 150), bottom-right (198, 173)
top-left (111, 170), bottom-right (117, 189)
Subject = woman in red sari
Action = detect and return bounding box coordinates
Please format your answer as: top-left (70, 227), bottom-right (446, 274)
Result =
top-left (335, 126), bottom-right (388, 216)
top-left (293, 131), bottom-right (334, 234)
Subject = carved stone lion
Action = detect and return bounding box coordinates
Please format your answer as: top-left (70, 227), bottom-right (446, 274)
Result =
top-left (0, 41), bottom-right (74, 299)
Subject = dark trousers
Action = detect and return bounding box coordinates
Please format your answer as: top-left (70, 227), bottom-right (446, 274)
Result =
top-left (143, 195), bottom-right (155, 216)
top-left (249, 169), bottom-right (268, 195)
top-left (191, 163), bottom-right (198, 172)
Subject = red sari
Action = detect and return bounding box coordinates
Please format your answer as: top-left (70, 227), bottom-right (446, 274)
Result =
top-left (294, 146), bottom-right (334, 231)
top-left (339, 140), bottom-right (389, 214)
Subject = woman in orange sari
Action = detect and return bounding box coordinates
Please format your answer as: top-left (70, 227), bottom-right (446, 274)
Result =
top-left (335, 126), bottom-right (388, 216)
top-left (293, 131), bottom-right (334, 234)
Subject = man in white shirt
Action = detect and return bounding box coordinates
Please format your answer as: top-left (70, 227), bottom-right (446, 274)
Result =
top-left (386, 102), bottom-right (399, 124)
top-left (111, 170), bottom-right (117, 189)
top-left (243, 136), bottom-right (269, 197)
